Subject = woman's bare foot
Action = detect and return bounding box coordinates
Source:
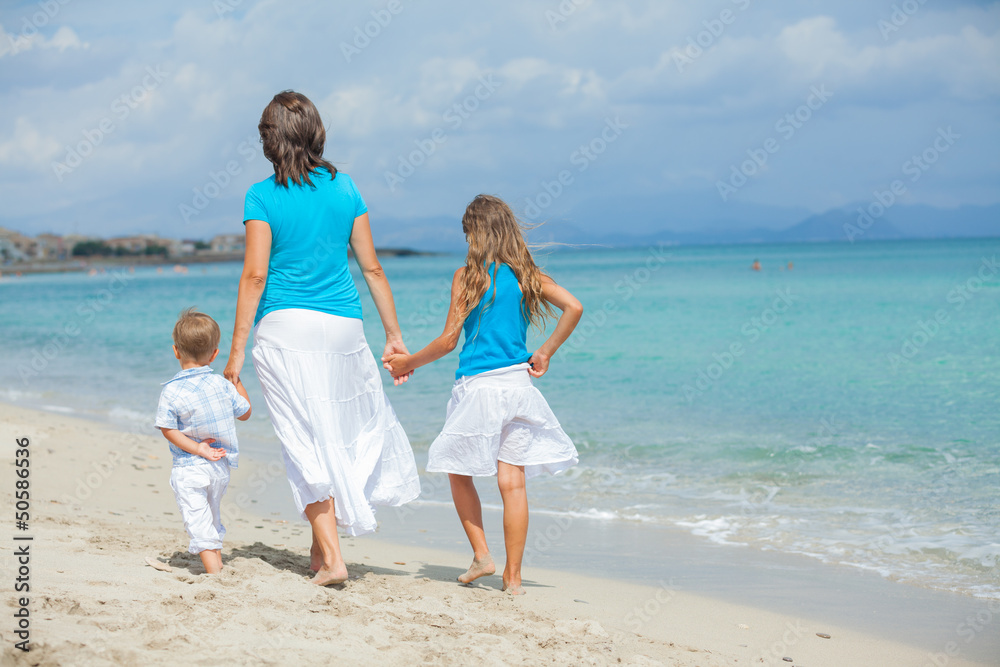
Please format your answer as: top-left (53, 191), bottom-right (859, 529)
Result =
top-left (458, 554), bottom-right (496, 584)
top-left (309, 541), bottom-right (322, 572)
top-left (311, 565), bottom-right (349, 586)
top-left (501, 578), bottom-right (526, 595)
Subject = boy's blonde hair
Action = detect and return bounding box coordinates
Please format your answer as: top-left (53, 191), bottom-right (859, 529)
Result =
top-left (172, 308), bottom-right (220, 361)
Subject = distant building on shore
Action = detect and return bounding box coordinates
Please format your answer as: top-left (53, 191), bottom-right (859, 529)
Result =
top-left (0, 228), bottom-right (235, 265)
top-left (211, 234), bottom-right (245, 254)
top-left (0, 227), bottom-right (36, 262)
top-left (104, 234), bottom-right (170, 254)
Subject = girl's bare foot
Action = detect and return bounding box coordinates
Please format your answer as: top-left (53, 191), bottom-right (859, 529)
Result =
top-left (458, 554), bottom-right (496, 584)
top-left (311, 565), bottom-right (349, 586)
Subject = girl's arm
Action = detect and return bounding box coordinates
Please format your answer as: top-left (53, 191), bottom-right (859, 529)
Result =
top-left (349, 213), bottom-right (412, 386)
top-left (159, 429), bottom-right (226, 461)
top-left (384, 267), bottom-right (467, 378)
top-left (528, 275), bottom-right (583, 378)
top-left (224, 220), bottom-right (271, 385)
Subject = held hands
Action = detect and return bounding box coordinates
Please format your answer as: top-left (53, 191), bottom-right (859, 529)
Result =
top-left (196, 438), bottom-right (227, 461)
top-left (383, 353), bottom-right (414, 381)
top-left (382, 340), bottom-right (413, 386)
top-left (224, 349), bottom-right (244, 386)
top-left (528, 350), bottom-right (551, 378)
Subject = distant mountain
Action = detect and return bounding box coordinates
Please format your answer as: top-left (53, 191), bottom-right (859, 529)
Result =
top-left (567, 202), bottom-right (999, 248)
top-left (771, 209), bottom-right (903, 243)
top-left (879, 203), bottom-right (1000, 239)
top-left (368, 202), bottom-right (998, 251)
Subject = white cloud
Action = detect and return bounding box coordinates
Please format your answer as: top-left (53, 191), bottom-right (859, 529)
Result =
top-left (0, 23), bottom-right (87, 58)
top-left (0, 1), bottom-right (996, 240)
top-left (0, 117), bottom-right (61, 168)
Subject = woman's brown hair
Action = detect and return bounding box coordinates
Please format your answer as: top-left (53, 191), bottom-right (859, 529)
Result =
top-left (258, 91), bottom-right (337, 187)
top-left (459, 194), bottom-right (553, 331)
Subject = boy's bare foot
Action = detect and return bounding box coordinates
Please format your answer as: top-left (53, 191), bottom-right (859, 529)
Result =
top-left (458, 554), bottom-right (496, 584)
top-left (311, 565), bottom-right (349, 586)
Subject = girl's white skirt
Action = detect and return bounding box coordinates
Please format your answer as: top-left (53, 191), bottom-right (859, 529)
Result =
top-left (252, 309), bottom-right (420, 536)
top-left (427, 363), bottom-right (578, 478)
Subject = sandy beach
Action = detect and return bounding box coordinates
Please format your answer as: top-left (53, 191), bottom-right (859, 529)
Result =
top-left (0, 402), bottom-right (992, 666)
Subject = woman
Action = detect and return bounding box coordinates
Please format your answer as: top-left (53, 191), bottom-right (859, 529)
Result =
top-left (224, 90), bottom-right (420, 586)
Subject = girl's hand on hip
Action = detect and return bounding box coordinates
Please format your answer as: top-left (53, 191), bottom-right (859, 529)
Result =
top-left (224, 350), bottom-right (244, 386)
top-left (528, 351), bottom-right (550, 378)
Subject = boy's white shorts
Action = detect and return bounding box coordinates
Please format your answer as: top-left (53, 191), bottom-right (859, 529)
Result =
top-left (170, 460), bottom-right (230, 554)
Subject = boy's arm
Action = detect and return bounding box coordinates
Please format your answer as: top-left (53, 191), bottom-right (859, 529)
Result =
top-left (159, 428), bottom-right (226, 461)
top-left (234, 377), bottom-right (252, 421)
top-left (384, 268), bottom-right (467, 378)
top-left (528, 275), bottom-right (583, 378)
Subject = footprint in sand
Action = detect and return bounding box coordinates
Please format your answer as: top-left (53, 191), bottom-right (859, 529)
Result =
top-left (145, 557), bottom-right (172, 573)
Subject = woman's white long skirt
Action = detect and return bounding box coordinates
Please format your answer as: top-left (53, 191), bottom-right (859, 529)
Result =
top-left (252, 308), bottom-right (420, 536)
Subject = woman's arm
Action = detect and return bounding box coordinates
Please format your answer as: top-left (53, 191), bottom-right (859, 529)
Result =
top-left (349, 212), bottom-right (412, 385)
top-left (528, 275), bottom-right (583, 378)
top-left (159, 429), bottom-right (226, 461)
top-left (224, 220), bottom-right (271, 385)
top-left (383, 268), bottom-right (467, 377)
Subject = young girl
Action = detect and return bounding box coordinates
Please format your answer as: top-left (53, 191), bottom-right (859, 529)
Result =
top-left (384, 194), bottom-right (582, 595)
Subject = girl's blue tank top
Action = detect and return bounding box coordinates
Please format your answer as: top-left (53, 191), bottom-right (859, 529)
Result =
top-left (455, 263), bottom-right (533, 379)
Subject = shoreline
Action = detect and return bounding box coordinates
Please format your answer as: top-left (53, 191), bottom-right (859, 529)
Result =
top-left (1, 401), bottom-right (995, 665)
top-left (0, 247), bottom-right (437, 276)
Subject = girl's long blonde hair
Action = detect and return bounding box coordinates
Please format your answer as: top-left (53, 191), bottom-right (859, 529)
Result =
top-left (459, 194), bottom-right (553, 330)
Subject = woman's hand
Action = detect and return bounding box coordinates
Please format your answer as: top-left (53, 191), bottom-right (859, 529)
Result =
top-left (383, 353), bottom-right (414, 380)
top-left (382, 340), bottom-right (413, 386)
top-left (528, 351), bottom-right (550, 378)
top-left (224, 349), bottom-right (245, 386)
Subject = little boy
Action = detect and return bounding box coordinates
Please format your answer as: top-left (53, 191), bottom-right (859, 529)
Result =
top-left (155, 308), bottom-right (251, 574)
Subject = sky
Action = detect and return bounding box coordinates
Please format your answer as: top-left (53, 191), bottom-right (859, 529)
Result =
top-left (1, 0), bottom-right (998, 249)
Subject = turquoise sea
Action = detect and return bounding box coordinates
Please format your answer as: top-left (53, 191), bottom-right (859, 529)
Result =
top-left (2, 239), bottom-right (998, 599)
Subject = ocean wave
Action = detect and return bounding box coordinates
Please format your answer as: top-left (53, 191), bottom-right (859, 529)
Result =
top-left (672, 510), bottom-right (1000, 599)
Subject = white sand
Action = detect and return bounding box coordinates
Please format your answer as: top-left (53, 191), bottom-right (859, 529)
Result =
top-left (0, 403), bottom-right (989, 666)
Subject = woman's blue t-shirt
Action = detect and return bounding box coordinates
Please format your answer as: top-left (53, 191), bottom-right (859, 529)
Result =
top-left (243, 168), bottom-right (367, 325)
top-left (455, 263), bottom-right (533, 379)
